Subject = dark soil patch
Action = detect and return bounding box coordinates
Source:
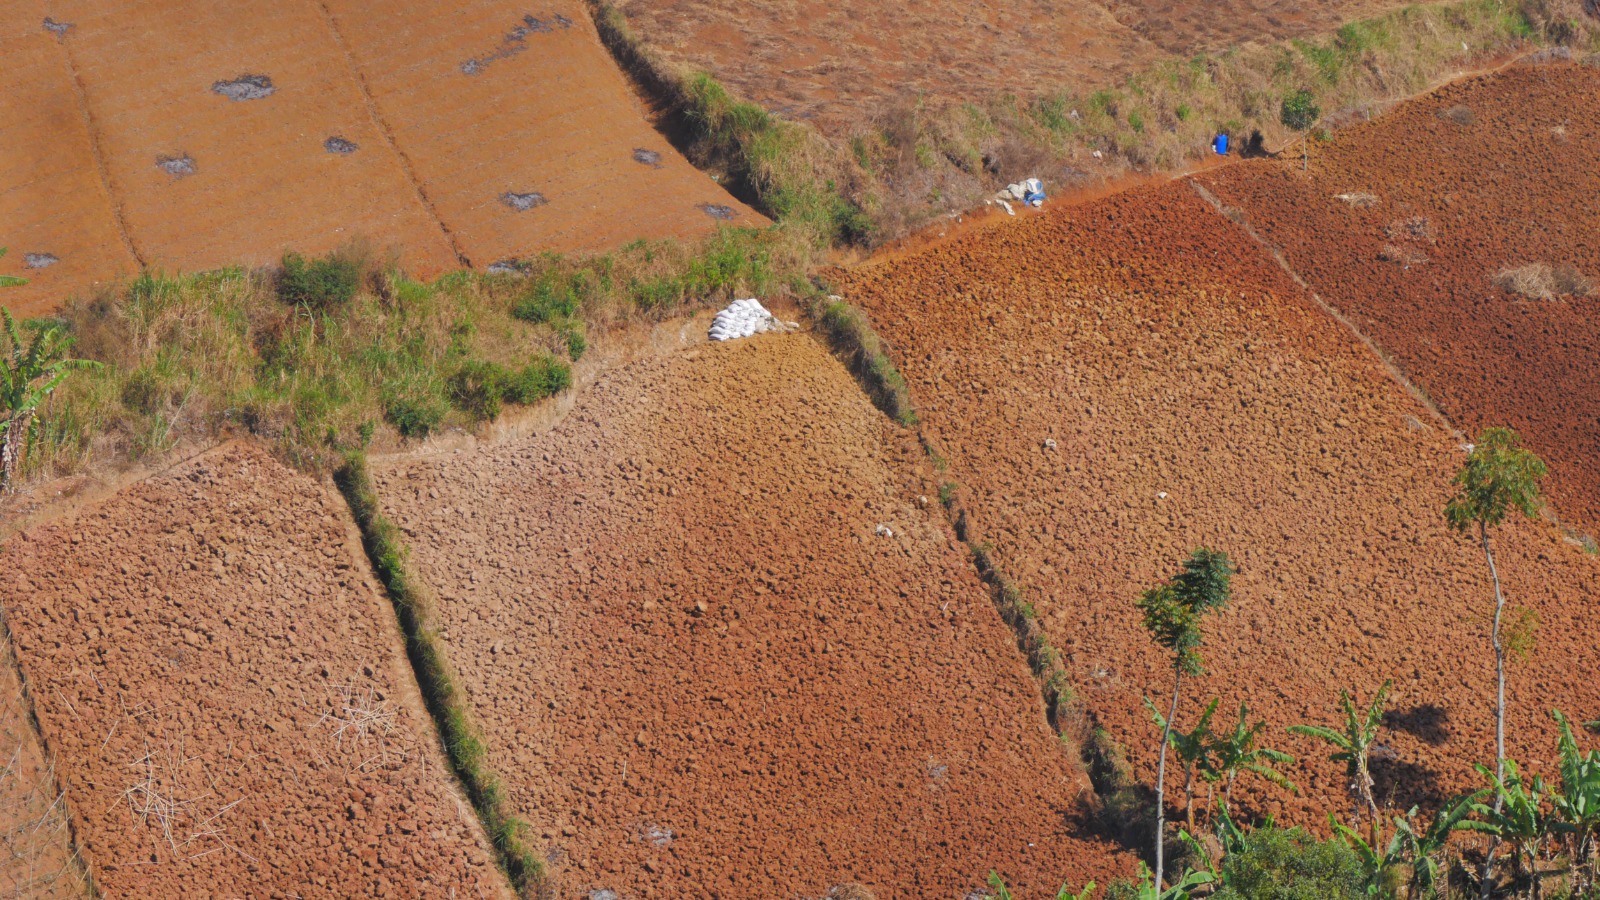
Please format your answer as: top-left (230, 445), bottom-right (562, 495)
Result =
top-left (22, 253), bottom-right (59, 269)
top-left (698, 202), bottom-right (736, 220)
top-left (461, 14), bottom-right (574, 76)
top-left (499, 191), bottom-right (548, 211)
top-left (41, 17), bottom-right (72, 37)
top-left (210, 74), bottom-right (276, 101)
top-left (155, 154), bottom-right (196, 177)
top-left (323, 136), bottom-right (358, 154)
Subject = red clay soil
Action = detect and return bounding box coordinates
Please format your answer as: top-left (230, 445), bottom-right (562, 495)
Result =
top-left (0, 18), bottom-right (136, 316)
top-left (616, 0), bottom-right (1401, 136)
top-left (1197, 61), bottom-right (1600, 540)
top-left (0, 642), bottom-right (87, 897)
top-left (41, 0), bottom-right (459, 280)
top-left (375, 333), bottom-right (1128, 898)
top-left (317, 0), bottom-right (764, 265)
top-left (0, 444), bottom-right (510, 898)
top-left (833, 182), bottom-right (1600, 829)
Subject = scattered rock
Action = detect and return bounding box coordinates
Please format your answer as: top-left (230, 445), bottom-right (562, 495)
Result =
top-left (500, 191), bottom-right (548, 211)
top-left (323, 136), bottom-right (359, 154)
top-left (211, 74), bottom-right (277, 102)
top-left (23, 253), bottom-right (59, 269)
top-left (156, 154), bottom-right (197, 178)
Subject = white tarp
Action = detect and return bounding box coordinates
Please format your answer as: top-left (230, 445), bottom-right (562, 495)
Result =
top-left (709, 298), bottom-right (788, 342)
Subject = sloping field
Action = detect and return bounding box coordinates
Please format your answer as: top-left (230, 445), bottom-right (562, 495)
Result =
top-left (616, 0), bottom-right (1402, 135)
top-left (0, 0), bottom-right (756, 311)
top-left (0, 445), bottom-right (509, 898)
top-left (375, 333), bottom-right (1126, 897)
top-left (833, 183), bottom-right (1600, 824)
top-left (0, 640), bottom-right (85, 897)
top-left (1197, 61), bottom-right (1600, 538)
top-left (32, 0), bottom-right (459, 281)
top-left (318, 0), bottom-right (761, 265)
top-left (0, 17), bottom-right (136, 317)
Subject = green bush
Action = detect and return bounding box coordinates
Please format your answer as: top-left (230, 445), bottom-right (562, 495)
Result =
top-left (503, 355), bottom-right (571, 404)
top-left (511, 272), bottom-right (582, 324)
top-left (384, 393), bottom-right (447, 439)
top-left (555, 318), bottom-right (588, 360)
top-left (1211, 827), bottom-right (1367, 900)
top-left (448, 359), bottom-right (509, 422)
top-left (277, 251), bottom-right (361, 309)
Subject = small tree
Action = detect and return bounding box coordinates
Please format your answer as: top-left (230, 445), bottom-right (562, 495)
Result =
top-left (1446, 426), bottom-right (1547, 897)
top-left (1138, 547), bottom-right (1235, 891)
top-left (1289, 679), bottom-right (1392, 846)
top-left (1280, 90), bottom-right (1320, 171)
top-left (1, 309), bottom-right (100, 491)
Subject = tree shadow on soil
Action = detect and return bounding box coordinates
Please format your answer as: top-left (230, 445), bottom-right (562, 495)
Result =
top-left (1385, 703), bottom-right (1451, 746)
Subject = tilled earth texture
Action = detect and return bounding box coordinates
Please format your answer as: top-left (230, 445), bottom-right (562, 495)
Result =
top-left (0, 1), bottom-right (757, 311)
top-left (0, 445), bottom-right (509, 898)
top-left (833, 182), bottom-right (1600, 827)
top-left (0, 639), bottom-right (85, 897)
top-left (616, 0), bottom-right (1398, 135)
top-left (1197, 61), bottom-right (1600, 539)
top-left (0, 12), bottom-right (137, 318)
top-left (375, 332), bottom-right (1127, 898)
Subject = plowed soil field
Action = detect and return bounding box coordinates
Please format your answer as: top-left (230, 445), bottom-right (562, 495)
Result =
top-left (833, 182), bottom-right (1600, 826)
top-left (0, 0), bottom-right (755, 310)
top-left (1197, 61), bottom-right (1600, 538)
top-left (375, 333), bottom-right (1127, 898)
top-left (0, 18), bottom-right (136, 317)
top-left (0, 445), bottom-right (509, 898)
top-left (320, 0), bottom-right (763, 265)
top-left (616, 0), bottom-right (1400, 135)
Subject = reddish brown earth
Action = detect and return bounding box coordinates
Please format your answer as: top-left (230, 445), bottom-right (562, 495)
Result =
top-left (617, 0), bottom-right (1401, 135)
top-left (0, 0), bottom-right (756, 313)
top-left (0, 15), bottom-right (136, 317)
top-left (834, 182), bottom-right (1600, 827)
top-left (375, 333), bottom-right (1128, 898)
top-left (0, 445), bottom-right (510, 898)
top-left (1198, 61), bottom-right (1600, 539)
top-left (0, 640), bottom-right (86, 897)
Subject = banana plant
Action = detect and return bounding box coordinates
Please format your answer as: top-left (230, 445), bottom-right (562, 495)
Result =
top-left (1, 308), bottom-right (100, 491)
top-left (1470, 759), bottom-right (1558, 900)
top-left (1212, 701), bottom-right (1299, 808)
top-left (1289, 680), bottom-right (1393, 846)
top-left (1121, 861), bottom-right (1215, 900)
top-left (1551, 710), bottom-right (1600, 895)
top-left (1148, 695), bottom-right (1221, 827)
top-left (1333, 792), bottom-right (1492, 897)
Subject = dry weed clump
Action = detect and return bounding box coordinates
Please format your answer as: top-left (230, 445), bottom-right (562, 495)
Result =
top-left (0, 732), bottom-right (87, 897)
top-left (121, 731), bottom-right (249, 864)
top-left (1335, 192), bottom-right (1380, 208)
top-left (1493, 262), bottom-right (1597, 298)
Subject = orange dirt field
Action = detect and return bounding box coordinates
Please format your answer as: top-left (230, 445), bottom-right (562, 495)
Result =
top-left (834, 180), bottom-right (1600, 826)
top-left (1196, 61), bottom-right (1600, 540)
top-left (0, 639), bottom-right (85, 897)
top-left (615, 0), bottom-right (1399, 135)
top-left (0, 0), bottom-right (758, 311)
top-left (0, 445), bottom-right (510, 898)
top-left (0, 14), bottom-right (137, 319)
top-left (374, 333), bottom-right (1128, 898)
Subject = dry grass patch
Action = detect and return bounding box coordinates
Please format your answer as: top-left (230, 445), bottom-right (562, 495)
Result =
top-left (1493, 262), bottom-right (1596, 298)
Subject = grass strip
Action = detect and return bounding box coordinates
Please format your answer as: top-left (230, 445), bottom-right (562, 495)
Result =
top-left (809, 296), bottom-right (917, 426)
top-left (334, 452), bottom-right (543, 897)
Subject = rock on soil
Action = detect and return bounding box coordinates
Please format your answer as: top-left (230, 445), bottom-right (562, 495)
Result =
top-left (0, 445), bottom-right (508, 899)
top-left (834, 180), bottom-right (1600, 828)
top-left (376, 333), bottom-right (1127, 898)
top-left (1198, 62), bottom-right (1600, 540)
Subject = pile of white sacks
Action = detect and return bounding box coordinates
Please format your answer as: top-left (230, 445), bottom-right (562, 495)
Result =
top-left (708, 298), bottom-right (793, 342)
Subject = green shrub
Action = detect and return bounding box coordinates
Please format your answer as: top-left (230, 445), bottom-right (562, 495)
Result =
top-left (448, 359), bottom-right (509, 422)
top-left (511, 272), bottom-right (581, 324)
top-left (384, 393), bottom-right (447, 439)
top-left (503, 355), bottom-right (571, 404)
top-left (277, 250), bottom-right (361, 309)
top-left (1211, 827), bottom-right (1367, 900)
top-left (554, 318), bottom-right (588, 360)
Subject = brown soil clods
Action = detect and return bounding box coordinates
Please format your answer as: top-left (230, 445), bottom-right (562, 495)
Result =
top-left (0, 445), bottom-right (509, 898)
top-left (375, 333), bottom-right (1128, 898)
top-left (834, 177), bottom-right (1600, 828)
